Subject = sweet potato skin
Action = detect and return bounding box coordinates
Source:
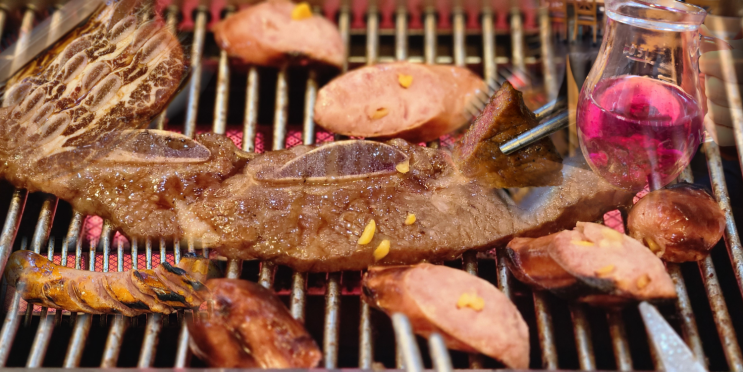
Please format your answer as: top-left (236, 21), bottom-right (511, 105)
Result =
top-left (362, 264), bottom-right (529, 369)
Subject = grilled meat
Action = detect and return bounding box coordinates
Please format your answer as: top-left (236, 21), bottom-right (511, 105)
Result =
top-left (314, 62), bottom-right (486, 142)
top-left (627, 183), bottom-right (725, 262)
top-left (1, 48), bottom-right (633, 272)
top-left (4, 251), bottom-right (213, 316)
top-left (188, 279), bottom-right (322, 369)
top-left (453, 82), bottom-right (563, 188)
top-left (213, 0), bottom-right (344, 68)
top-left (507, 222), bottom-right (677, 306)
top-left (362, 264), bottom-right (530, 369)
top-left (0, 0), bottom-right (185, 182)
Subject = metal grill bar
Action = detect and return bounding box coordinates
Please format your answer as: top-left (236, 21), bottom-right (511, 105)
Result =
top-left (481, 7), bottom-right (496, 85)
top-left (538, 7), bottom-right (557, 100)
top-left (509, 6), bottom-right (525, 73)
top-left (424, 8), bottom-right (436, 65)
top-left (26, 238), bottom-right (58, 368)
top-left (452, 7), bottom-right (465, 67)
top-left (184, 6), bottom-right (208, 138)
top-left (323, 272), bottom-right (342, 368)
top-left (392, 313), bottom-right (423, 372)
top-left (138, 239), bottom-right (164, 367)
top-left (703, 142), bottom-right (743, 371)
top-left (606, 310), bottom-right (632, 371)
top-left (0, 188), bottom-right (26, 279)
top-left (101, 241), bottom-right (127, 368)
top-left (533, 291), bottom-right (558, 369)
top-left (213, 7), bottom-right (234, 135)
top-left (705, 142), bottom-right (743, 297)
top-left (242, 66), bottom-right (260, 152)
top-left (667, 263), bottom-right (706, 364)
top-left (62, 235), bottom-right (95, 367)
top-left (570, 304), bottom-right (596, 370)
top-left (174, 241), bottom-right (196, 368)
top-left (429, 333), bottom-right (453, 372)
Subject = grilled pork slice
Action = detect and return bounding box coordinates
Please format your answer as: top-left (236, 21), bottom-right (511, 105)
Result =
top-left (362, 264), bottom-right (529, 369)
top-left (5, 251), bottom-right (213, 316)
top-left (627, 183), bottom-right (725, 262)
top-left (188, 279), bottom-right (321, 368)
top-left (314, 62), bottom-right (486, 142)
top-left (453, 82), bottom-right (563, 188)
top-left (213, 0), bottom-right (344, 68)
top-left (507, 222), bottom-right (677, 306)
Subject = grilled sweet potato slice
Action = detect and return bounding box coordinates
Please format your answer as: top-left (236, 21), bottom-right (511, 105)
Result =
top-left (362, 264), bottom-right (529, 369)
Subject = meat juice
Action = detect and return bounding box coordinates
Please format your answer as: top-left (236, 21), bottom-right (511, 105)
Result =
top-left (577, 75), bottom-right (703, 191)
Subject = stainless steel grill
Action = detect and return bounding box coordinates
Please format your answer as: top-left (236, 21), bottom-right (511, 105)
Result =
top-left (0, 0), bottom-right (741, 370)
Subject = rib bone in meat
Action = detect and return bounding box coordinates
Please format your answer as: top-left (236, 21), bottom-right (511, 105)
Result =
top-left (0, 0), bottom-right (635, 272)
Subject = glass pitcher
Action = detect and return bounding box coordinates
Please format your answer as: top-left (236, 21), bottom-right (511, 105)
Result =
top-left (576, 0), bottom-right (707, 191)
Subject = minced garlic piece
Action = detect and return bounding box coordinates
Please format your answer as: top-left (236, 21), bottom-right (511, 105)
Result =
top-left (369, 107), bottom-right (388, 120)
top-left (358, 219), bottom-right (376, 245)
top-left (398, 73), bottom-right (413, 88)
top-left (644, 237), bottom-right (662, 255)
top-left (291, 2), bottom-right (313, 20)
top-left (456, 292), bottom-right (484, 311)
top-left (374, 240), bottom-right (390, 261)
top-left (595, 265), bottom-right (616, 277)
top-left (404, 213), bottom-right (416, 225)
top-left (602, 228), bottom-right (624, 242)
top-left (396, 160), bottom-right (409, 174)
top-left (571, 240), bottom-right (594, 247)
top-left (637, 274), bottom-right (651, 289)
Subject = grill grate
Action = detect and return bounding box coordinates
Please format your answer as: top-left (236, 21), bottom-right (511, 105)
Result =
top-left (0, 0), bottom-right (741, 370)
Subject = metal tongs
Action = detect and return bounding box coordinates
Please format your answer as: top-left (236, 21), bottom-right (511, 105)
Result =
top-left (639, 301), bottom-right (708, 372)
top-left (500, 98), bottom-right (569, 155)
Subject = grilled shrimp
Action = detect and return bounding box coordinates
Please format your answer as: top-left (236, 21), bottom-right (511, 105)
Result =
top-left (5, 250), bottom-right (215, 316)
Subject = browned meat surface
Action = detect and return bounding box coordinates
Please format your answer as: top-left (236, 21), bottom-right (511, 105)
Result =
top-left (188, 279), bottom-right (321, 368)
top-left (4, 251), bottom-right (213, 316)
top-left (213, 0), bottom-right (344, 68)
top-left (1, 76), bottom-right (632, 272)
top-left (314, 62), bottom-right (486, 142)
top-left (506, 222), bottom-right (677, 306)
top-left (453, 82), bottom-right (563, 188)
top-left (627, 183), bottom-right (725, 262)
top-left (0, 0), bottom-right (185, 182)
top-left (362, 264), bottom-right (529, 369)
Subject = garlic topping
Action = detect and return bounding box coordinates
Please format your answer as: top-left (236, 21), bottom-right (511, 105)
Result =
top-left (291, 2), bottom-right (313, 20)
top-left (374, 240), bottom-right (390, 261)
top-left (397, 73), bottom-right (413, 88)
top-left (358, 219), bottom-right (376, 245)
top-left (456, 292), bottom-right (485, 311)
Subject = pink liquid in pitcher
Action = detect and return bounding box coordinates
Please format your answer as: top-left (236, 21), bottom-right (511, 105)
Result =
top-left (577, 75), bottom-right (703, 191)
